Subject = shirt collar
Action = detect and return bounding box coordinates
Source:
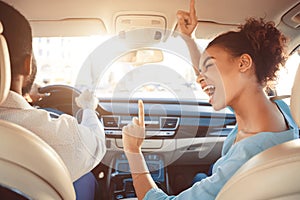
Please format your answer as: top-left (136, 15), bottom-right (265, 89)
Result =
top-left (0, 90), bottom-right (33, 110)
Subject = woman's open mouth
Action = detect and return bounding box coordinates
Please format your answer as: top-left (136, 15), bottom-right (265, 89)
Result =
top-left (203, 85), bottom-right (215, 102)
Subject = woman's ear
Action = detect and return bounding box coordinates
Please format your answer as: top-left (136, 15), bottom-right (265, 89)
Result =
top-left (238, 53), bottom-right (252, 73)
top-left (22, 54), bottom-right (32, 75)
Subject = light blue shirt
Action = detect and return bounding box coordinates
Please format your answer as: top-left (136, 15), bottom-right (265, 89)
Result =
top-left (144, 100), bottom-right (299, 200)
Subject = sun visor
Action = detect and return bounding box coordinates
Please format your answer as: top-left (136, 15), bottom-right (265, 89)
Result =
top-left (283, 3), bottom-right (300, 29)
top-left (30, 18), bottom-right (107, 37)
top-left (195, 21), bottom-right (238, 40)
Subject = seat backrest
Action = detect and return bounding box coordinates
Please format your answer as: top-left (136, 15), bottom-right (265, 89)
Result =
top-left (0, 21), bottom-right (75, 200)
top-left (216, 139), bottom-right (300, 200)
top-left (0, 120), bottom-right (76, 200)
top-left (0, 21), bottom-right (10, 104)
top-left (216, 64), bottom-right (300, 199)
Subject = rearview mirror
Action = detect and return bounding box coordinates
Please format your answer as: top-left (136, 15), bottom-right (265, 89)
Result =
top-left (118, 49), bottom-right (163, 66)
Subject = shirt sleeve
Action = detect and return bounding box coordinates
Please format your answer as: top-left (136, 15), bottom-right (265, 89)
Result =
top-left (37, 108), bottom-right (106, 181)
top-left (144, 141), bottom-right (262, 200)
top-left (71, 108), bottom-right (106, 181)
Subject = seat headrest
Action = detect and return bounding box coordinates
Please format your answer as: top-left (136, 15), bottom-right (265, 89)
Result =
top-left (0, 21), bottom-right (11, 105)
top-left (291, 64), bottom-right (300, 127)
top-left (216, 139), bottom-right (300, 200)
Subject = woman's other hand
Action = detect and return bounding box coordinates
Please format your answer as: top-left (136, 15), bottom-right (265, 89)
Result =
top-left (122, 100), bottom-right (145, 154)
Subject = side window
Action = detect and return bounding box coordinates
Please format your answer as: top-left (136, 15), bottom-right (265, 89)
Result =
top-left (276, 47), bottom-right (300, 98)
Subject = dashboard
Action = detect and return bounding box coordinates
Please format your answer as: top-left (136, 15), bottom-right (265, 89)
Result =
top-left (100, 98), bottom-right (236, 139)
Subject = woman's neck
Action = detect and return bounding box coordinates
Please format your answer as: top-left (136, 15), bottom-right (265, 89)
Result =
top-left (231, 87), bottom-right (287, 143)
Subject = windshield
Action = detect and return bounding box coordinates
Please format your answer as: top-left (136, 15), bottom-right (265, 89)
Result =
top-left (32, 36), bottom-right (299, 101)
top-left (33, 36), bottom-right (209, 100)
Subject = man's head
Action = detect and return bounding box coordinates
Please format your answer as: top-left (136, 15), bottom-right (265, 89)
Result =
top-left (0, 1), bottom-right (33, 92)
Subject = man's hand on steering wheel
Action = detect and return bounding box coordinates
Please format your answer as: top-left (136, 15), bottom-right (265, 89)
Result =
top-left (24, 83), bottom-right (46, 104)
top-left (75, 89), bottom-right (99, 110)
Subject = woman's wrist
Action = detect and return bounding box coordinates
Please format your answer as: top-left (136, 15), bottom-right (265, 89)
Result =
top-left (179, 32), bottom-right (193, 41)
top-left (125, 151), bottom-right (149, 173)
top-left (123, 147), bottom-right (142, 154)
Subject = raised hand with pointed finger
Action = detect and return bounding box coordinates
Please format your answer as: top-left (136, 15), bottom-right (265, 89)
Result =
top-left (177, 0), bottom-right (197, 37)
top-left (122, 99), bottom-right (145, 154)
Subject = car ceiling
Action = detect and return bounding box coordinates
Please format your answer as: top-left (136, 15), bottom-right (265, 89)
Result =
top-left (4, 0), bottom-right (300, 53)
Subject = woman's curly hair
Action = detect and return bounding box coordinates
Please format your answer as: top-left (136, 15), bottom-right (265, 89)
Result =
top-left (207, 17), bottom-right (288, 85)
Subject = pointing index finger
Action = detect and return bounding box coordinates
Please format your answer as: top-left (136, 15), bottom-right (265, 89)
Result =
top-left (138, 99), bottom-right (145, 127)
top-left (190, 0), bottom-right (196, 16)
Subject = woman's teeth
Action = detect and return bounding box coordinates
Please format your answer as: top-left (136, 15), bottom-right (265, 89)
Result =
top-left (203, 85), bottom-right (215, 97)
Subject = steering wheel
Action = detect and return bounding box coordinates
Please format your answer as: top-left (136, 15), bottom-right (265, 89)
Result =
top-left (34, 84), bottom-right (82, 116)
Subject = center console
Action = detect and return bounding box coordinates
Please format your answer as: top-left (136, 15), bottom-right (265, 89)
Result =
top-left (109, 153), bottom-right (168, 200)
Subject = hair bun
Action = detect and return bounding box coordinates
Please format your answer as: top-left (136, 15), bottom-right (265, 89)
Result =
top-left (239, 18), bottom-right (287, 83)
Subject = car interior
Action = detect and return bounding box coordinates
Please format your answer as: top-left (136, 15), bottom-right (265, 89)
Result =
top-left (0, 0), bottom-right (300, 199)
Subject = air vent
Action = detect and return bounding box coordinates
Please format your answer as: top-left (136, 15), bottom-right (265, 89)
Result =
top-left (160, 117), bottom-right (179, 130)
top-left (101, 116), bottom-right (120, 129)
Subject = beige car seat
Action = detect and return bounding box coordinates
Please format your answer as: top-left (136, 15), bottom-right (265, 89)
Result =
top-left (0, 22), bottom-right (76, 199)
